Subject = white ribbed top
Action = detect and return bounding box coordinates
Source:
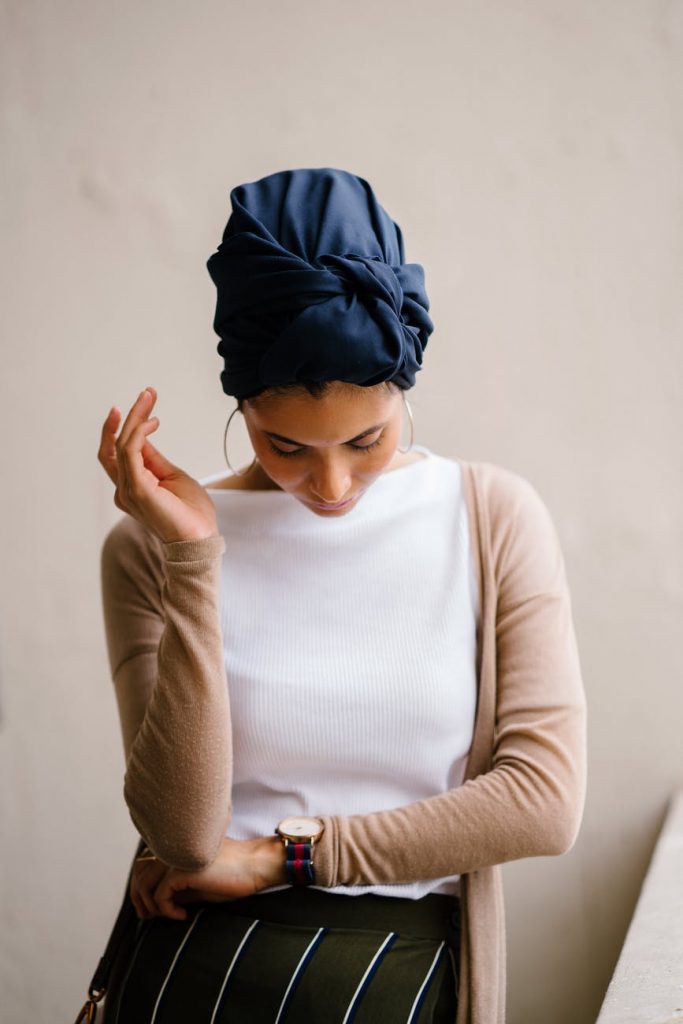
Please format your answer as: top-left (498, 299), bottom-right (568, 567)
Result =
top-left (200, 444), bottom-right (479, 899)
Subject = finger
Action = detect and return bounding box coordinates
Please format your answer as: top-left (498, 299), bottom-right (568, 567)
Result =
top-left (116, 386), bottom-right (157, 459)
top-left (140, 436), bottom-right (177, 482)
top-left (114, 388), bottom-right (155, 504)
top-left (137, 878), bottom-right (159, 918)
top-left (137, 864), bottom-right (165, 917)
top-left (130, 870), bottom-right (152, 918)
top-left (118, 417), bottom-right (161, 502)
top-left (154, 874), bottom-right (189, 920)
top-left (98, 407), bottom-right (122, 485)
top-left (139, 896), bottom-right (158, 918)
top-left (129, 878), bottom-right (149, 920)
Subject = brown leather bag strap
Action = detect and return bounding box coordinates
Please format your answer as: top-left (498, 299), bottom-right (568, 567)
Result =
top-left (72, 837), bottom-right (146, 1024)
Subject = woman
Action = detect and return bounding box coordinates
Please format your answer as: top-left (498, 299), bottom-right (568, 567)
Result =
top-left (97, 168), bottom-right (587, 1024)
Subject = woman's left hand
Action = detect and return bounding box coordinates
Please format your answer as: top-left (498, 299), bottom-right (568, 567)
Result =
top-left (140, 836), bottom-right (287, 921)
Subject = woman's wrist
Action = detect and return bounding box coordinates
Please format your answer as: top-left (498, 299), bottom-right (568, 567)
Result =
top-left (249, 835), bottom-right (288, 890)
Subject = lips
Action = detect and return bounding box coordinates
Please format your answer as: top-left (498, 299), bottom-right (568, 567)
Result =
top-left (311, 495), bottom-right (356, 510)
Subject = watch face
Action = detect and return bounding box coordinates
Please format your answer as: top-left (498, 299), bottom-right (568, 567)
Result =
top-left (277, 815), bottom-right (324, 840)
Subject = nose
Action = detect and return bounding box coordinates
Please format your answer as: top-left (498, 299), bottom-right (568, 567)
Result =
top-left (309, 456), bottom-right (353, 504)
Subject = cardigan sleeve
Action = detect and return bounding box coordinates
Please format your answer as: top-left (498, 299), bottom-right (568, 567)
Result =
top-left (312, 467), bottom-right (588, 886)
top-left (100, 515), bottom-right (234, 871)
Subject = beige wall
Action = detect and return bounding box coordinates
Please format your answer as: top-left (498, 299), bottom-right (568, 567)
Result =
top-left (1, 2), bottom-right (681, 1021)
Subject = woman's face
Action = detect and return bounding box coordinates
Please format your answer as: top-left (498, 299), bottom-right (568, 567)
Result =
top-left (241, 383), bottom-right (407, 516)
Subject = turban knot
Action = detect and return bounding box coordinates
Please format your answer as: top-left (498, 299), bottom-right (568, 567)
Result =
top-left (206, 167), bottom-right (434, 400)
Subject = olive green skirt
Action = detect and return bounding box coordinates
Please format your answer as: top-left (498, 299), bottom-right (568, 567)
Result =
top-left (103, 886), bottom-right (460, 1023)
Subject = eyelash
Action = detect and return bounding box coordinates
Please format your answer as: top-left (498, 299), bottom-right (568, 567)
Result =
top-left (267, 436), bottom-right (384, 459)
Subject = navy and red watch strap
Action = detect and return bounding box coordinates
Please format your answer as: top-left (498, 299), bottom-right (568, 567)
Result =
top-left (284, 840), bottom-right (316, 885)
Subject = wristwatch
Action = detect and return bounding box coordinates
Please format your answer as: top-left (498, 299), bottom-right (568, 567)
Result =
top-left (275, 816), bottom-right (325, 886)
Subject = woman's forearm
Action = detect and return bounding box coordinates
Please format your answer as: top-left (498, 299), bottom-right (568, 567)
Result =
top-left (122, 534), bottom-right (234, 872)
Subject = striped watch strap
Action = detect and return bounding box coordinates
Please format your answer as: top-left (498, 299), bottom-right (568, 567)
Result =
top-left (284, 840), bottom-right (316, 885)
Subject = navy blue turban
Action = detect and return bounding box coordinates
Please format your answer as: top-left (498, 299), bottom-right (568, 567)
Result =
top-left (206, 167), bottom-right (434, 400)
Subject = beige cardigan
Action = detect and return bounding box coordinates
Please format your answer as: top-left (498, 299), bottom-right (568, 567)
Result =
top-left (100, 458), bottom-right (587, 1024)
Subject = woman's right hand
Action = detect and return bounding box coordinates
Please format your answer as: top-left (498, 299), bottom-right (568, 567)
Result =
top-left (97, 386), bottom-right (219, 544)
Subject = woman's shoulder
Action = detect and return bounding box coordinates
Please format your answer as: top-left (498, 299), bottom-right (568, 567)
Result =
top-left (456, 457), bottom-right (549, 511)
top-left (456, 459), bottom-right (567, 601)
top-left (456, 457), bottom-right (561, 553)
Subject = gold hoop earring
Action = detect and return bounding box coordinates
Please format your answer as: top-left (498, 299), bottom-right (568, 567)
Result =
top-left (223, 406), bottom-right (258, 476)
top-left (397, 394), bottom-right (414, 454)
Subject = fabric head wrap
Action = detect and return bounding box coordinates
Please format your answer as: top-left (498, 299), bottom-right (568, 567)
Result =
top-left (206, 167), bottom-right (434, 400)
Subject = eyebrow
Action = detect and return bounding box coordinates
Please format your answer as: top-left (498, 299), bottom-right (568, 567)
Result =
top-left (263, 422), bottom-right (387, 446)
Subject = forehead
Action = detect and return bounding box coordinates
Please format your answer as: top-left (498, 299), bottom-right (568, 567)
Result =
top-left (246, 385), bottom-right (397, 444)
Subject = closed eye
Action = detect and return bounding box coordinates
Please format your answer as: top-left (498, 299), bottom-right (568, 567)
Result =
top-left (267, 436), bottom-right (384, 459)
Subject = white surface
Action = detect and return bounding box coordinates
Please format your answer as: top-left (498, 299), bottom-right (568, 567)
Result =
top-left (596, 791), bottom-right (683, 1024)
